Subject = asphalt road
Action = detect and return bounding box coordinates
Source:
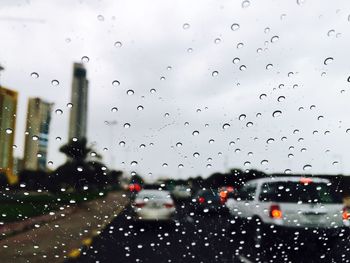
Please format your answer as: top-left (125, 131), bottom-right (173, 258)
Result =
top-left (67, 200), bottom-right (349, 263)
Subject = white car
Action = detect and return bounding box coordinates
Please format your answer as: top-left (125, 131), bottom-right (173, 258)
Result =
top-left (226, 177), bottom-right (349, 259)
top-left (132, 190), bottom-right (176, 221)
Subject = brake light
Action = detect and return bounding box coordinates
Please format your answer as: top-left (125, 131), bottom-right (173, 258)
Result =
top-left (343, 207), bottom-right (350, 220)
top-left (300, 178), bottom-right (313, 185)
top-left (134, 202), bottom-right (145, 208)
top-left (270, 204), bottom-right (282, 219)
top-left (198, 197), bottom-right (205, 203)
top-left (164, 203), bottom-right (174, 208)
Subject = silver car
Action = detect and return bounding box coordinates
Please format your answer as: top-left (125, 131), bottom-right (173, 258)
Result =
top-left (132, 190), bottom-right (176, 221)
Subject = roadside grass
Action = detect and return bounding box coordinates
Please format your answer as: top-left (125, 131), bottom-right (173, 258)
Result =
top-left (0, 190), bottom-right (108, 223)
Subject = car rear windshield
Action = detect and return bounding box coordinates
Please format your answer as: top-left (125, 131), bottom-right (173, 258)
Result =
top-left (259, 181), bottom-right (342, 204)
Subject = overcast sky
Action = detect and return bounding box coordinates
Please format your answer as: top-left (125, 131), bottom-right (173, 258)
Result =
top-left (1, 0), bottom-right (350, 181)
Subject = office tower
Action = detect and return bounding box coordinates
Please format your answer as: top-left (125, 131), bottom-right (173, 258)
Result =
top-left (0, 86), bottom-right (18, 184)
top-left (68, 63), bottom-right (88, 140)
top-left (23, 98), bottom-right (53, 171)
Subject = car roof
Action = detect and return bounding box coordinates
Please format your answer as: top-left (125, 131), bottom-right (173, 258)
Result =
top-left (245, 176), bottom-right (330, 185)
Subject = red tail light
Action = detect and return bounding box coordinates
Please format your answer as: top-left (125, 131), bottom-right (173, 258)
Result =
top-left (134, 202), bottom-right (145, 208)
top-left (343, 207), bottom-right (350, 220)
top-left (270, 204), bottom-right (282, 219)
top-left (198, 197), bottom-right (205, 204)
top-left (164, 203), bottom-right (174, 208)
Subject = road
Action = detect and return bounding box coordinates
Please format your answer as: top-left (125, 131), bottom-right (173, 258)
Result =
top-left (67, 200), bottom-right (347, 263)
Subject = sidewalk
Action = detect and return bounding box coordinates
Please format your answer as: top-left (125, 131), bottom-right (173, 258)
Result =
top-left (0, 191), bottom-right (129, 263)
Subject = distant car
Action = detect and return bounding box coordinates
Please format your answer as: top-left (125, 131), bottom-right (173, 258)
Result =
top-left (191, 189), bottom-right (229, 215)
top-left (226, 177), bottom-right (348, 259)
top-left (132, 190), bottom-right (176, 221)
top-left (172, 185), bottom-right (191, 200)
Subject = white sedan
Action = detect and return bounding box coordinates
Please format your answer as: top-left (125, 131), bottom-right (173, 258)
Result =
top-left (132, 190), bottom-right (176, 221)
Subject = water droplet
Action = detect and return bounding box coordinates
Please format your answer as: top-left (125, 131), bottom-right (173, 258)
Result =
top-left (296, 0), bottom-right (306, 5)
top-left (346, 128), bottom-right (350, 134)
top-left (266, 138), bottom-right (275, 144)
top-left (272, 110), bottom-right (282, 117)
top-left (265, 64), bottom-right (273, 70)
top-left (55, 109), bottom-right (63, 115)
top-left (193, 152), bottom-right (200, 158)
top-left (81, 56), bottom-right (89, 63)
top-left (192, 130), bottom-right (199, 136)
top-left (183, 23), bottom-right (190, 30)
top-left (162, 163), bottom-right (168, 167)
top-left (119, 141), bottom-right (125, 146)
top-left (288, 153), bottom-right (294, 159)
top-left (241, 0), bottom-right (250, 8)
top-left (5, 128), bottom-right (12, 134)
top-left (139, 144), bottom-right (146, 148)
top-left (229, 141), bottom-right (235, 146)
top-left (137, 105), bottom-right (144, 111)
top-left (327, 29), bottom-right (335, 37)
top-left (111, 107), bottom-right (118, 112)
top-left (246, 122), bottom-right (253, 127)
top-left (244, 161), bottom-right (251, 166)
top-left (271, 36), bottom-right (279, 43)
top-left (324, 57), bottom-right (334, 65)
top-left (67, 103), bottom-right (73, 108)
top-left (231, 23), bottom-right (240, 31)
top-left (176, 142), bottom-right (182, 147)
top-left (235, 149), bottom-right (241, 153)
top-left (206, 164), bottom-right (212, 168)
top-left (284, 169), bottom-right (291, 174)
top-left (259, 94), bottom-right (267, 100)
top-left (51, 80), bottom-right (59, 86)
top-left (264, 27), bottom-right (270, 34)
top-left (131, 161), bottom-right (138, 166)
top-left (222, 123), bottom-right (230, 129)
top-left (31, 72), bottom-right (39, 79)
top-left (112, 80), bottom-right (120, 87)
top-left (184, 122), bottom-right (189, 126)
top-left (114, 41), bottom-right (122, 48)
top-left (232, 57), bottom-right (240, 64)
top-left (317, 115), bottom-right (324, 120)
top-left (209, 139), bottom-right (215, 144)
top-left (261, 160), bottom-right (268, 165)
top-left (127, 90), bottom-right (134, 95)
top-left (32, 135), bottom-right (39, 141)
top-left (97, 15), bottom-right (104, 21)
top-left (160, 76), bottom-right (166, 81)
top-left (123, 123), bottom-right (131, 128)
top-left (214, 38), bottom-right (221, 44)
top-left (239, 65), bottom-right (247, 71)
top-left (303, 164), bottom-right (312, 171)
top-left (150, 88), bottom-right (156, 94)
top-left (178, 164), bottom-right (184, 168)
top-left (212, 71), bottom-right (219, 77)
top-left (239, 114), bottom-right (246, 121)
top-left (55, 137), bottom-right (61, 141)
top-left (237, 43), bottom-right (244, 49)
top-left (277, 96), bottom-right (285, 102)
top-left (257, 48), bottom-right (263, 53)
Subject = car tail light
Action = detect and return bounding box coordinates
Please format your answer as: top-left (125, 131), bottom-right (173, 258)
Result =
top-left (300, 178), bottom-right (313, 185)
top-left (164, 203), bottom-right (174, 208)
top-left (342, 207), bottom-right (350, 220)
top-left (198, 197), bottom-right (205, 204)
top-left (134, 202), bottom-right (145, 208)
top-left (269, 204), bottom-right (282, 219)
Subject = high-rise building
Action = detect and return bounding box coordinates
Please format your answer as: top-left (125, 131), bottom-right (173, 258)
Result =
top-left (23, 98), bottom-right (53, 171)
top-left (0, 86), bottom-right (18, 184)
top-left (68, 63), bottom-right (88, 140)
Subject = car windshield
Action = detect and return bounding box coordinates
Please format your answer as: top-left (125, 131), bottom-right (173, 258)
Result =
top-left (1, 1), bottom-right (350, 262)
top-left (259, 181), bottom-right (343, 204)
